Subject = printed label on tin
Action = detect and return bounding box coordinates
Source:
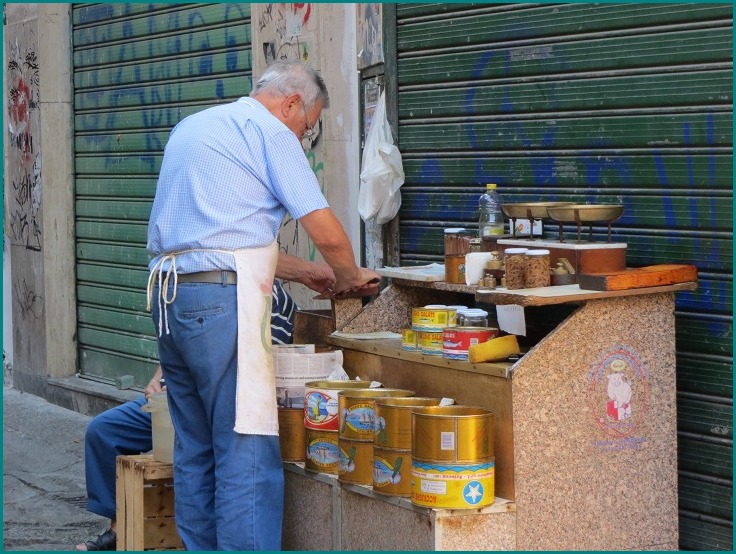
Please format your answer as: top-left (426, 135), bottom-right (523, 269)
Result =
top-left (411, 461), bottom-right (495, 508)
top-left (341, 403), bottom-right (375, 435)
top-left (373, 455), bottom-right (404, 487)
top-left (307, 437), bottom-right (339, 468)
top-left (440, 431), bottom-right (455, 450)
top-left (421, 480), bottom-right (447, 494)
top-left (305, 391), bottom-right (339, 427)
top-left (374, 416), bottom-right (388, 445)
top-left (338, 444), bottom-right (358, 474)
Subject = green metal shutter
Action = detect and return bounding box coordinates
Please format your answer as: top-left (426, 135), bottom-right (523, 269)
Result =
top-left (72, 3), bottom-right (252, 385)
top-left (395, 3), bottom-right (732, 550)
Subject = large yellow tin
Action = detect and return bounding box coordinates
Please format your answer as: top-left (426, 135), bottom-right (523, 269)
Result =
top-left (304, 380), bottom-right (374, 431)
top-left (305, 429), bottom-right (339, 474)
top-left (338, 389), bottom-right (415, 441)
top-left (337, 438), bottom-right (374, 485)
top-left (411, 458), bottom-right (495, 509)
top-left (412, 406), bottom-right (494, 463)
top-left (277, 407), bottom-right (306, 462)
top-left (372, 447), bottom-right (412, 497)
top-left (374, 397), bottom-right (442, 450)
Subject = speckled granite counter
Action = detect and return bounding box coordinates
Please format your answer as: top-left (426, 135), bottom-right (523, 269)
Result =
top-left (283, 280), bottom-right (693, 550)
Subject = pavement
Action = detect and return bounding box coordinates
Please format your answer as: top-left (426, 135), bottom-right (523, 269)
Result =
top-left (3, 385), bottom-right (108, 551)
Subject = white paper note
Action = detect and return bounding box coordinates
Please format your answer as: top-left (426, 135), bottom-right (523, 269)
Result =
top-left (496, 305), bottom-right (526, 336)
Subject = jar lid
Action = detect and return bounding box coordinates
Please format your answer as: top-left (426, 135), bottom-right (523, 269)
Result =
top-left (504, 248), bottom-right (529, 255)
top-left (526, 249), bottom-right (550, 256)
top-left (446, 305), bottom-right (468, 311)
top-left (444, 228), bottom-right (465, 234)
top-left (463, 309), bottom-right (488, 316)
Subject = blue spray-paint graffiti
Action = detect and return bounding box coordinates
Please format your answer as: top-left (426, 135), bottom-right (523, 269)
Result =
top-left (77, 6), bottom-right (251, 172)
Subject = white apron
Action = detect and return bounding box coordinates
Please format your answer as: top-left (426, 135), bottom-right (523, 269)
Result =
top-left (147, 242), bottom-right (280, 436)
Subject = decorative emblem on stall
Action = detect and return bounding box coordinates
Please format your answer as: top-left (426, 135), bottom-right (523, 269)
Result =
top-left (587, 345), bottom-right (650, 451)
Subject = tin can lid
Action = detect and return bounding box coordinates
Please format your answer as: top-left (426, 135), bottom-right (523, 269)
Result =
top-left (424, 304), bottom-right (447, 308)
top-left (526, 249), bottom-right (550, 256)
top-left (504, 247), bottom-right (529, 255)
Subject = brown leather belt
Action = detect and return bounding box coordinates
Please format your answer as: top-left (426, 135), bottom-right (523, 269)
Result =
top-left (177, 271), bottom-right (237, 285)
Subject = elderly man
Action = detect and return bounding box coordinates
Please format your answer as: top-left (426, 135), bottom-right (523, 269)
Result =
top-left (146, 61), bottom-right (380, 550)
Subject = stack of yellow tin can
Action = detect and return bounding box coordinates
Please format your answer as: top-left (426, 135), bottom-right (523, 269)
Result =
top-left (337, 388), bottom-right (414, 485)
top-left (407, 305), bottom-right (459, 355)
top-left (411, 405), bottom-right (495, 509)
top-left (303, 380), bottom-right (374, 474)
top-left (372, 397), bottom-right (442, 496)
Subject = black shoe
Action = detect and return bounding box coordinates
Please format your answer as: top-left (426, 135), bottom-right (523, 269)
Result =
top-left (76, 528), bottom-right (117, 551)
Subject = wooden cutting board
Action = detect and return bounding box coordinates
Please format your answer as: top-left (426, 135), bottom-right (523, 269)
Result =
top-left (578, 264), bottom-right (698, 291)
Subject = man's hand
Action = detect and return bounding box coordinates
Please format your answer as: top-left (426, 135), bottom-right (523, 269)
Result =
top-left (297, 261), bottom-right (336, 297)
top-left (329, 268), bottom-right (381, 299)
top-left (145, 366), bottom-right (166, 400)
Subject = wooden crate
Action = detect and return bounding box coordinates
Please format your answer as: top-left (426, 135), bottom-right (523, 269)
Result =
top-left (116, 454), bottom-right (183, 551)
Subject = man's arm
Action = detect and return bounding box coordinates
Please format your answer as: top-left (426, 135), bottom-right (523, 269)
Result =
top-left (276, 252), bottom-right (336, 297)
top-left (298, 208), bottom-right (381, 296)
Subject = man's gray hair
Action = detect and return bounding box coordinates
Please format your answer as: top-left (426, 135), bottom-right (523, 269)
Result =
top-left (250, 61), bottom-right (330, 110)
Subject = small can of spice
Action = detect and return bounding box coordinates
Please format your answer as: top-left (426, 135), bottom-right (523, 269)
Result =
top-left (524, 249), bottom-right (551, 288)
top-left (504, 248), bottom-right (528, 290)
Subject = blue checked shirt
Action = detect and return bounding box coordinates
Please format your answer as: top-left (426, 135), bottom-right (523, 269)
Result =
top-left (147, 97), bottom-right (329, 273)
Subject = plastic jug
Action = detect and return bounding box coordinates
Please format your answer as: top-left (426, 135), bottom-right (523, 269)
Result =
top-left (141, 392), bottom-right (174, 463)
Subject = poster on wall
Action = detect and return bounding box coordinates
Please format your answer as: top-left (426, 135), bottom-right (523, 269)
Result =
top-left (258, 2), bottom-right (319, 67)
top-left (357, 3), bottom-right (383, 70)
top-left (362, 77), bottom-right (382, 143)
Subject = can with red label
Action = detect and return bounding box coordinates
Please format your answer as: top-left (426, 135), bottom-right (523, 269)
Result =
top-left (304, 380), bottom-right (374, 431)
top-left (442, 327), bottom-right (499, 361)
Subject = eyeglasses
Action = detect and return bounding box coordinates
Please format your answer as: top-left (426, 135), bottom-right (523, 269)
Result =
top-left (300, 99), bottom-right (318, 139)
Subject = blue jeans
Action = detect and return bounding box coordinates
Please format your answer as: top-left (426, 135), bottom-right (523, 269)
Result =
top-left (152, 282), bottom-right (284, 551)
top-left (85, 396), bottom-right (152, 519)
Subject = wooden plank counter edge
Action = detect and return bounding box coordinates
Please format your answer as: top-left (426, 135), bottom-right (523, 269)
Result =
top-left (387, 278), bottom-right (696, 306)
top-left (326, 336), bottom-right (513, 379)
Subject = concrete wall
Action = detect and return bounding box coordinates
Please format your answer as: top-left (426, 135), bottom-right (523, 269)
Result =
top-left (252, 3), bottom-right (361, 311)
top-left (3, 3), bottom-right (76, 396)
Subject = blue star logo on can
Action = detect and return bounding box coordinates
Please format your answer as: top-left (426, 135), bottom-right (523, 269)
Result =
top-left (463, 480), bottom-right (484, 505)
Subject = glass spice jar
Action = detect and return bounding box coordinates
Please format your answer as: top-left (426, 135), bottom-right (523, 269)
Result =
top-left (503, 248), bottom-right (528, 289)
top-left (462, 308), bottom-right (489, 327)
top-left (524, 249), bottom-right (551, 288)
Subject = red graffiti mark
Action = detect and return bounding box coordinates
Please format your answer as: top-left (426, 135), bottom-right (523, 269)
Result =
top-left (292, 3), bottom-right (311, 24)
top-left (10, 78), bottom-right (30, 124)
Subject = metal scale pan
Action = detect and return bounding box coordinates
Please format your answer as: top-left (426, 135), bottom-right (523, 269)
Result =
top-left (545, 204), bottom-right (624, 243)
top-left (501, 202), bottom-right (574, 239)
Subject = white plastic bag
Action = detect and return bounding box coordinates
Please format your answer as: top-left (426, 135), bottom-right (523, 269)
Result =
top-left (358, 91), bottom-right (404, 224)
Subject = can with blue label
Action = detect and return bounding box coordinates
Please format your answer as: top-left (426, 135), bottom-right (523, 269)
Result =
top-left (338, 388), bottom-right (414, 441)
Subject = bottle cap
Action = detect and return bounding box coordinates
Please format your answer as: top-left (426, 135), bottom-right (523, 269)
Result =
top-left (444, 228), bottom-right (465, 234)
top-left (486, 183), bottom-right (497, 190)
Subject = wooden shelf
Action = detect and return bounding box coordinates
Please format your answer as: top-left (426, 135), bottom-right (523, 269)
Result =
top-left (326, 336), bottom-right (513, 379)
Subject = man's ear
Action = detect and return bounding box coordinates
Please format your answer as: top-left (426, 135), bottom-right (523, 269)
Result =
top-left (281, 94), bottom-right (301, 118)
